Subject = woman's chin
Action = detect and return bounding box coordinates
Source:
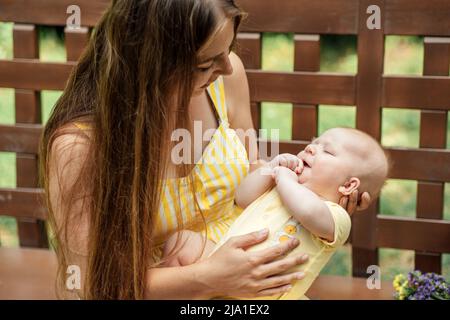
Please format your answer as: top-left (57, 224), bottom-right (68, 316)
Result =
top-left (192, 87), bottom-right (206, 96)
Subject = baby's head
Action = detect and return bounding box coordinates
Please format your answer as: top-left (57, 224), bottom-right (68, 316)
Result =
top-left (296, 127), bottom-right (389, 206)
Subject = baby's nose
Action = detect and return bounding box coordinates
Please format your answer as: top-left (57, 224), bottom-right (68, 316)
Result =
top-left (305, 144), bottom-right (316, 155)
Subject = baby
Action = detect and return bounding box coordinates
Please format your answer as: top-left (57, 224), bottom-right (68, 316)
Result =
top-left (162, 127), bottom-right (389, 299)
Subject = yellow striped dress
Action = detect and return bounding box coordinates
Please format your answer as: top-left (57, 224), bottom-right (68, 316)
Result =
top-left (75, 76), bottom-right (249, 262)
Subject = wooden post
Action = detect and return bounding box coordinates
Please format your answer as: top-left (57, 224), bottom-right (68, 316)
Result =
top-left (292, 34), bottom-right (320, 141)
top-left (415, 37), bottom-right (450, 273)
top-left (13, 24), bottom-right (48, 248)
top-left (352, 0), bottom-right (385, 277)
top-left (236, 33), bottom-right (262, 133)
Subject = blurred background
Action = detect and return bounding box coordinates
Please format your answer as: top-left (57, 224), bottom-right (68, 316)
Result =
top-left (1, 23), bottom-right (449, 282)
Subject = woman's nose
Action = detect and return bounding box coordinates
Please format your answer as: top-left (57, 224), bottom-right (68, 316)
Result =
top-left (218, 53), bottom-right (233, 76)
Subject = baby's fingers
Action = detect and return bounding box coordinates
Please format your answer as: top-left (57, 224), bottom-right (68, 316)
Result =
top-left (294, 163), bottom-right (304, 174)
top-left (289, 158), bottom-right (298, 170)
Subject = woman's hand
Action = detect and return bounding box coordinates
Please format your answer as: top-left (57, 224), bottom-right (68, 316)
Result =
top-left (339, 190), bottom-right (371, 215)
top-left (198, 229), bottom-right (309, 298)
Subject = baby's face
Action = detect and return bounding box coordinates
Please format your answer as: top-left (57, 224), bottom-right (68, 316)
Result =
top-left (296, 128), bottom-right (365, 199)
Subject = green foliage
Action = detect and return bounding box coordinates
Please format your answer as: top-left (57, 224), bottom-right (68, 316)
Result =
top-left (318, 106), bottom-right (356, 135)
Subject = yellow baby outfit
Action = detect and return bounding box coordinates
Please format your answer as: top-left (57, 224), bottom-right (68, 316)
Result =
top-left (210, 187), bottom-right (351, 300)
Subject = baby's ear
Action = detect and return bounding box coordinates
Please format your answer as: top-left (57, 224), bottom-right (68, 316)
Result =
top-left (338, 177), bottom-right (360, 196)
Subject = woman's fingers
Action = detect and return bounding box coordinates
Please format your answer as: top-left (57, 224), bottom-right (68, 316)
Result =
top-left (227, 229), bottom-right (269, 250)
top-left (357, 192), bottom-right (371, 211)
top-left (256, 253), bottom-right (308, 278)
top-left (339, 195), bottom-right (349, 211)
top-left (339, 190), bottom-right (372, 214)
top-left (258, 270), bottom-right (306, 291)
top-left (346, 190), bottom-right (359, 215)
top-left (252, 238), bottom-right (299, 265)
top-left (256, 284), bottom-right (293, 297)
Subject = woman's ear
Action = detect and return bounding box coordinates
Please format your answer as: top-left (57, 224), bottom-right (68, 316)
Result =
top-left (338, 177), bottom-right (360, 196)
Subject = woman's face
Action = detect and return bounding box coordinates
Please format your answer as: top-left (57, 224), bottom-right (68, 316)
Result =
top-left (193, 18), bottom-right (235, 95)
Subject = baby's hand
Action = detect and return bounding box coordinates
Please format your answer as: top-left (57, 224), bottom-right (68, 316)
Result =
top-left (270, 153), bottom-right (303, 173)
top-left (271, 166), bottom-right (299, 185)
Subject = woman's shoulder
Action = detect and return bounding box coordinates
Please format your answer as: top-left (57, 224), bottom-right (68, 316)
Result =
top-left (223, 52), bottom-right (250, 122)
top-left (50, 122), bottom-right (92, 175)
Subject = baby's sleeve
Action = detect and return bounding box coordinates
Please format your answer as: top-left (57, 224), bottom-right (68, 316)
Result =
top-left (317, 201), bottom-right (352, 249)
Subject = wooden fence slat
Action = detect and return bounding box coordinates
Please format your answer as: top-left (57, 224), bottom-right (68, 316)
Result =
top-left (0, 0), bottom-right (110, 27)
top-left (12, 24), bottom-right (48, 248)
top-left (382, 75), bottom-right (450, 110)
top-left (385, 0), bottom-right (450, 36)
top-left (0, 124), bottom-right (43, 154)
top-left (4, 61), bottom-right (450, 110)
top-left (0, 0), bottom-right (359, 34)
top-left (292, 35), bottom-right (320, 141)
top-left (0, 188), bottom-right (47, 220)
top-left (386, 148), bottom-right (450, 182)
top-left (247, 71), bottom-right (356, 106)
top-left (415, 37), bottom-right (450, 273)
top-left (377, 215), bottom-right (450, 253)
top-left (238, 0), bottom-right (358, 34)
top-left (0, 59), bottom-right (74, 91)
top-left (2, 0), bottom-right (449, 36)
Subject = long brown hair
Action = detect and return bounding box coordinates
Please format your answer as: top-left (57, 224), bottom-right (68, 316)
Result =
top-left (40, 0), bottom-right (244, 299)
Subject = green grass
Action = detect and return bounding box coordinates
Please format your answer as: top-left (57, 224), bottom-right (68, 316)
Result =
top-left (1, 24), bottom-right (449, 283)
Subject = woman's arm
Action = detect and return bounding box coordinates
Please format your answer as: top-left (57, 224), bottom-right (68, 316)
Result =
top-left (145, 263), bottom-right (215, 299)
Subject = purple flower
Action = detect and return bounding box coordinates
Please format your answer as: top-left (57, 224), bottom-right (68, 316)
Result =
top-left (397, 270), bottom-right (450, 300)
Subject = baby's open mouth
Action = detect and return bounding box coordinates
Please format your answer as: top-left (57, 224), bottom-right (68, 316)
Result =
top-left (302, 159), bottom-right (311, 168)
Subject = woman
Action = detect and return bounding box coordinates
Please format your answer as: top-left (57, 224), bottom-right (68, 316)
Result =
top-left (40, 0), bottom-right (367, 299)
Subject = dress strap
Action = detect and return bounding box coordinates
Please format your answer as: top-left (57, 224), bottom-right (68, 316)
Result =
top-left (74, 122), bottom-right (91, 131)
top-left (206, 76), bottom-right (228, 123)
